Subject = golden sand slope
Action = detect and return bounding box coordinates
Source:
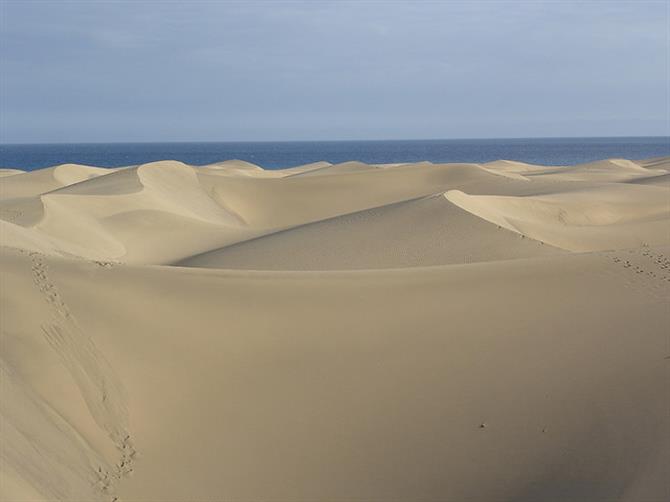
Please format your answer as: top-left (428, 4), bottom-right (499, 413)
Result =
top-left (1, 157), bottom-right (669, 502)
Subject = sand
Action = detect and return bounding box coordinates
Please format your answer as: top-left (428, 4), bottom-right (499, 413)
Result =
top-left (1, 156), bottom-right (669, 501)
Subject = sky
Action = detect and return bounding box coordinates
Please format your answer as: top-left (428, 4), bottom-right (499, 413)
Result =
top-left (0, 0), bottom-right (668, 143)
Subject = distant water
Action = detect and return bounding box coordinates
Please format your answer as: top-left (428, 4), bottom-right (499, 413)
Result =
top-left (1, 137), bottom-right (668, 171)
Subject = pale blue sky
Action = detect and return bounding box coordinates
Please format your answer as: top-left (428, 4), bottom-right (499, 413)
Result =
top-left (0, 0), bottom-right (667, 143)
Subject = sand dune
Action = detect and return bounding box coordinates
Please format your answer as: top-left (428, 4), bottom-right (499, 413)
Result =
top-left (0, 168), bottom-right (25, 177)
top-left (484, 158), bottom-right (668, 182)
top-left (177, 194), bottom-right (564, 270)
top-left (1, 163), bottom-right (110, 198)
top-left (446, 183), bottom-right (670, 252)
top-left (1, 160), bottom-right (517, 263)
top-left (637, 156), bottom-right (670, 171)
top-left (1, 156), bottom-right (669, 501)
top-left (1, 161), bottom-right (259, 263)
top-left (196, 161), bottom-right (507, 229)
top-left (285, 160), bottom-right (382, 177)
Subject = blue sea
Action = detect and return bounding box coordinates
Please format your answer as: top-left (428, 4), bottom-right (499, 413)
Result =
top-left (1, 137), bottom-right (668, 171)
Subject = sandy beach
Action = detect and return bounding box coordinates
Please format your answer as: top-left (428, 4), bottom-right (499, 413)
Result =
top-left (1, 157), bottom-right (669, 501)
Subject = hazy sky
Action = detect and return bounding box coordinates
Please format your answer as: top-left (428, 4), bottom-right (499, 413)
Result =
top-left (0, 0), bottom-right (667, 143)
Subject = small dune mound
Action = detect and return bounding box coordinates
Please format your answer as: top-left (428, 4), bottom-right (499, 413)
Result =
top-left (204, 159), bottom-right (263, 170)
top-left (0, 164), bottom-right (111, 198)
top-left (0, 168), bottom-right (25, 177)
top-left (483, 159), bottom-right (554, 173)
top-left (285, 160), bottom-right (379, 177)
top-left (276, 161), bottom-right (333, 176)
top-left (200, 159), bottom-right (269, 177)
top-left (52, 164), bottom-right (111, 186)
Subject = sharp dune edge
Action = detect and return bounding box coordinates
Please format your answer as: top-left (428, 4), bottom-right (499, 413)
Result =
top-left (1, 157), bottom-right (669, 502)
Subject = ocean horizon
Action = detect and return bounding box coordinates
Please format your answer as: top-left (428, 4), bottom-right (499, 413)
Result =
top-left (2, 136), bottom-right (669, 171)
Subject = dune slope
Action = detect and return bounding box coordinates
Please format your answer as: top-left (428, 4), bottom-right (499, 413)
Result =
top-left (1, 157), bottom-right (669, 502)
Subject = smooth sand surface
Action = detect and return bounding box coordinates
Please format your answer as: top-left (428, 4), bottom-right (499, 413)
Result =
top-left (1, 157), bottom-right (669, 501)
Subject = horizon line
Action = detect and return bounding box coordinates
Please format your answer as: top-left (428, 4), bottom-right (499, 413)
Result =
top-left (2, 134), bottom-right (669, 147)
